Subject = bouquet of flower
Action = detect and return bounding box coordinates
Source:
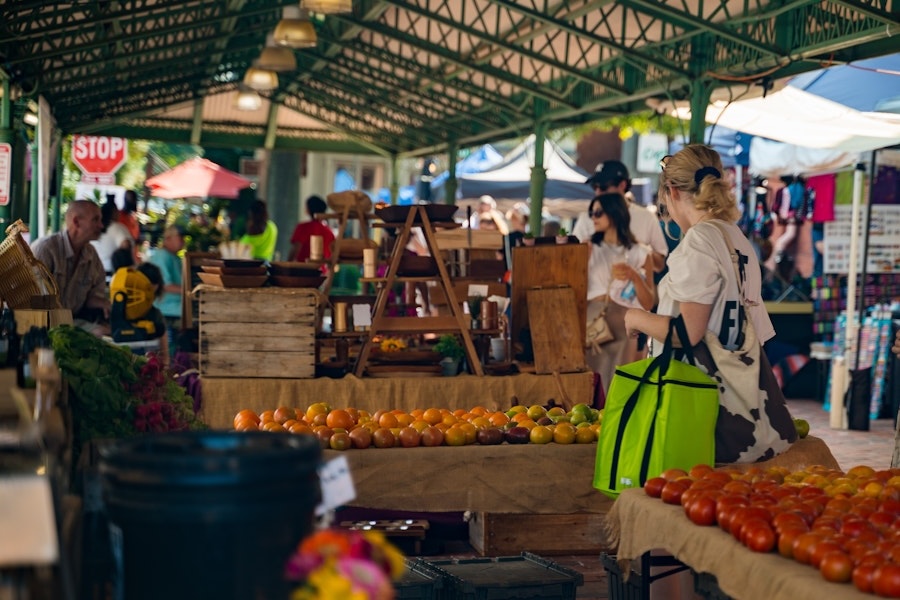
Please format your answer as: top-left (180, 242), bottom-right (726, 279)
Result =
top-left (285, 528), bottom-right (406, 600)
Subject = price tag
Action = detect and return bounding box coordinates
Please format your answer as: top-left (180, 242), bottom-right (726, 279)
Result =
top-left (352, 304), bottom-right (372, 327)
top-left (316, 455), bottom-right (356, 516)
top-left (467, 284), bottom-right (489, 298)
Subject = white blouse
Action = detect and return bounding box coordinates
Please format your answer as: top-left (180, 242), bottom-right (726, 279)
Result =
top-left (587, 241), bottom-right (650, 301)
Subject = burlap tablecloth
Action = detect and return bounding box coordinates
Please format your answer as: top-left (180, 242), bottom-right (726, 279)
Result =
top-left (201, 371), bottom-right (594, 429)
top-left (603, 488), bottom-right (870, 599)
top-left (601, 436), bottom-right (859, 600)
top-left (323, 442), bottom-right (614, 515)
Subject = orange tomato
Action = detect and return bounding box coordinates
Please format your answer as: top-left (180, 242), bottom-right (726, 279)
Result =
top-left (326, 409), bottom-right (355, 430)
top-left (422, 408), bottom-right (443, 425)
top-left (233, 409), bottom-right (260, 429)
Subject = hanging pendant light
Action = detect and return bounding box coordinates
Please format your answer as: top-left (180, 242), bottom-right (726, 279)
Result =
top-left (274, 6), bottom-right (317, 49)
top-left (301, 0), bottom-right (353, 15)
top-left (258, 34), bottom-right (297, 71)
top-left (243, 64), bottom-right (278, 91)
top-left (234, 86), bottom-right (262, 111)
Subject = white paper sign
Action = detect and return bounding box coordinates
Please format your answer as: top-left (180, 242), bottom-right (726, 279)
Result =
top-left (352, 304), bottom-right (372, 327)
top-left (316, 455), bottom-right (356, 516)
top-left (467, 284), bottom-right (489, 298)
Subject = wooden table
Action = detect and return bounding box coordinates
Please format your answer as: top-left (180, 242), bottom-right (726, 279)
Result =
top-left (604, 487), bottom-right (870, 600)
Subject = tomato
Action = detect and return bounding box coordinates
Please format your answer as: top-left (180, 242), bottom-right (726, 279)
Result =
top-left (716, 495), bottom-right (749, 532)
top-left (722, 480), bottom-right (752, 496)
top-left (819, 549), bottom-right (853, 583)
top-left (644, 477), bottom-right (667, 498)
top-left (792, 532), bottom-right (826, 565)
top-left (809, 540), bottom-right (843, 569)
top-left (743, 521), bottom-right (776, 553)
top-left (776, 525), bottom-right (807, 559)
top-left (729, 506), bottom-right (771, 540)
top-left (870, 511), bottom-right (895, 530)
top-left (688, 464), bottom-right (714, 480)
top-left (853, 563), bottom-right (879, 594)
top-left (661, 480), bottom-right (689, 505)
top-left (873, 564), bottom-right (900, 598)
top-left (660, 468), bottom-right (689, 482)
top-left (687, 495), bottom-right (717, 527)
top-left (771, 511), bottom-right (805, 532)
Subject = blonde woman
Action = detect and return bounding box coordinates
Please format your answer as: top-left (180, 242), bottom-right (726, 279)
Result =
top-left (624, 144), bottom-right (796, 463)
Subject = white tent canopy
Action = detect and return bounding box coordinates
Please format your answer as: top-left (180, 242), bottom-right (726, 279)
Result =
top-left (706, 86), bottom-right (900, 153)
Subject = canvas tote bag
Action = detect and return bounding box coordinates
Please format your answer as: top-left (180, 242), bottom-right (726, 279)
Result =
top-left (594, 316), bottom-right (718, 499)
top-left (692, 222), bottom-right (797, 464)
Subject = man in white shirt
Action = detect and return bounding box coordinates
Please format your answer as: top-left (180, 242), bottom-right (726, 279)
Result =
top-left (573, 160), bottom-right (668, 273)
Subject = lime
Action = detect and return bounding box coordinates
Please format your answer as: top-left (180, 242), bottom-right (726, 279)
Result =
top-left (793, 418), bottom-right (810, 439)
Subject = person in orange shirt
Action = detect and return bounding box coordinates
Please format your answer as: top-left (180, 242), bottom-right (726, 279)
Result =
top-left (117, 189), bottom-right (141, 241)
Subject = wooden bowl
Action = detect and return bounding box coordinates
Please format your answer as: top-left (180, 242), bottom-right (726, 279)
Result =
top-left (270, 275), bottom-right (325, 288)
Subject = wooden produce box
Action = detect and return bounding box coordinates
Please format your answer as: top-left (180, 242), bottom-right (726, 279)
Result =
top-left (468, 511), bottom-right (609, 556)
top-left (196, 285), bottom-right (320, 379)
top-left (14, 308), bottom-right (73, 335)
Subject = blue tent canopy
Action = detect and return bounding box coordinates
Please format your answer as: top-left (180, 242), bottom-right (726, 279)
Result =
top-left (430, 144), bottom-right (504, 200)
top-left (788, 54), bottom-right (900, 113)
top-left (670, 126), bottom-right (752, 167)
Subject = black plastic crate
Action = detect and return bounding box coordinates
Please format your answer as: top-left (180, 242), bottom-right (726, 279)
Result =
top-left (601, 553), bottom-right (644, 600)
top-left (693, 571), bottom-right (733, 600)
top-left (395, 558), bottom-right (443, 599)
top-left (601, 552), bottom-right (691, 600)
top-left (425, 551), bottom-right (583, 600)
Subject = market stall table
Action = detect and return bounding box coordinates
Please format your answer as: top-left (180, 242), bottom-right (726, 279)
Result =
top-left (602, 487), bottom-right (870, 600)
top-left (200, 371), bottom-right (594, 429)
top-left (319, 436), bottom-right (837, 556)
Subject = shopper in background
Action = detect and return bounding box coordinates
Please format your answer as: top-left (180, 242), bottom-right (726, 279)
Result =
top-left (289, 195), bottom-right (335, 262)
top-left (574, 160), bottom-right (668, 273)
top-left (92, 200), bottom-right (134, 277)
top-left (118, 189), bottom-right (141, 241)
top-left (32, 200), bottom-right (110, 336)
top-left (240, 200), bottom-right (278, 261)
top-left (148, 225), bottom-right (184, 356)
top-left (585, 192), bottom-right (655, 393)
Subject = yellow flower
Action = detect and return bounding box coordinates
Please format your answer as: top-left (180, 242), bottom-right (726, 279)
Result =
top-left (379, 338), bottom-right (407, 352)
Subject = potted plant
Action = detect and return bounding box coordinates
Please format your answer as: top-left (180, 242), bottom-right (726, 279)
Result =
top-left (522, 232), bottom-right (535, 246)
top-left (556, 227), bottom-right (569, 244)
top-left (434, 334), bottom-right (465, 376)
top-left (467, 295), bottom-right (484, 329)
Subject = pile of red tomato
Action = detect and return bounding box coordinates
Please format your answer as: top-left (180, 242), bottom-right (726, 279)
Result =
top-left (644, 464), bottom-right (900, 596)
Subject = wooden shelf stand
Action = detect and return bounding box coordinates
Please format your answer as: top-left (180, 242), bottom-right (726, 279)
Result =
top-left (353, 205), bottom-right (483, 376)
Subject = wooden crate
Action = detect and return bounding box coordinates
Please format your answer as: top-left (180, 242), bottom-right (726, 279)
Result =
top-left (468, 512), bottom-right (610, 556)
top-left (14, 308), bottom-right (73, 335)
top-left (197, 285), bottom-right (320, 378)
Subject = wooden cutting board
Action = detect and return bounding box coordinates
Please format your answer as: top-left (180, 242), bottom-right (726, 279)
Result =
top-left (526, 286), bottom-right (587, 375)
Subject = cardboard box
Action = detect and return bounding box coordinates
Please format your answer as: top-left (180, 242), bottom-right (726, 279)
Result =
top-left (14, 308), bottom-right (73, 335)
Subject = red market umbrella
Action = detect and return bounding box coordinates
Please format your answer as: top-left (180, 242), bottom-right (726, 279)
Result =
top-left (145, 157), bottom-right (252, 199)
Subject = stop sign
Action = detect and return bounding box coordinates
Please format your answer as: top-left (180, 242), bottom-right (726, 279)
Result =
top-left (71, 135), bottom-right (128, 175)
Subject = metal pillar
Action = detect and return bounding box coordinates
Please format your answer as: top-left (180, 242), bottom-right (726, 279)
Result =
top-left (528, 120), bottom-right (548, 236)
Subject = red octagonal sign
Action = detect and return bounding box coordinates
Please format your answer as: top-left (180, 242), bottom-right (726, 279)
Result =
top-left (71, 135), bottom-right (128, 175)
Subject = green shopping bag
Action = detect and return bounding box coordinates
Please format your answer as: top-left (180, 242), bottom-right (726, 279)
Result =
top-left (594, 316), bottom-right (719, 498)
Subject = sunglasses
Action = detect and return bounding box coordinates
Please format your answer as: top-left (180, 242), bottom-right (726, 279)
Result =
top-left (659, 154), bottom-right (673, 171)
top-left (589, 209), bottom-right (605, 218)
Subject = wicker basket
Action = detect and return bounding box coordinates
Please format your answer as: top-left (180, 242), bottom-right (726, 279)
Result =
top-left (0, 220), bottom-right (60, 309)
top-left (326, 190), bottom-right (372, 216)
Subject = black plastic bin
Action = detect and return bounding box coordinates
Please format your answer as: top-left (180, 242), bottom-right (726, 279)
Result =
top-left (98, 431), bottom-right (322, 600)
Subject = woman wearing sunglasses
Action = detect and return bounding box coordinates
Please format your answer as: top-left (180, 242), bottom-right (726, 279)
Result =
top-left (624, 144), bottom-right (795, 463)
top-left (586, 192), bottom-right (656, 393)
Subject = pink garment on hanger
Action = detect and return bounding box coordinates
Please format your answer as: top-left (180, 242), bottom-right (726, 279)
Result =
top-left (807, 173), bottom-right (835, 222)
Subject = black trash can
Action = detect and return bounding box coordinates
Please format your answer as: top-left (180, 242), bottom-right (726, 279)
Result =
top-left (98, 431), bottom-right (322, 600)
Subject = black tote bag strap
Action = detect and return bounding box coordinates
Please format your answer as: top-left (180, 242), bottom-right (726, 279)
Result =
top-left (607, 317), bottom-right (679, 491)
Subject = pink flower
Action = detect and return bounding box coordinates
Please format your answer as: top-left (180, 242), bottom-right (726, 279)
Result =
top-left (335, 557), bottom-right (393, 599)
